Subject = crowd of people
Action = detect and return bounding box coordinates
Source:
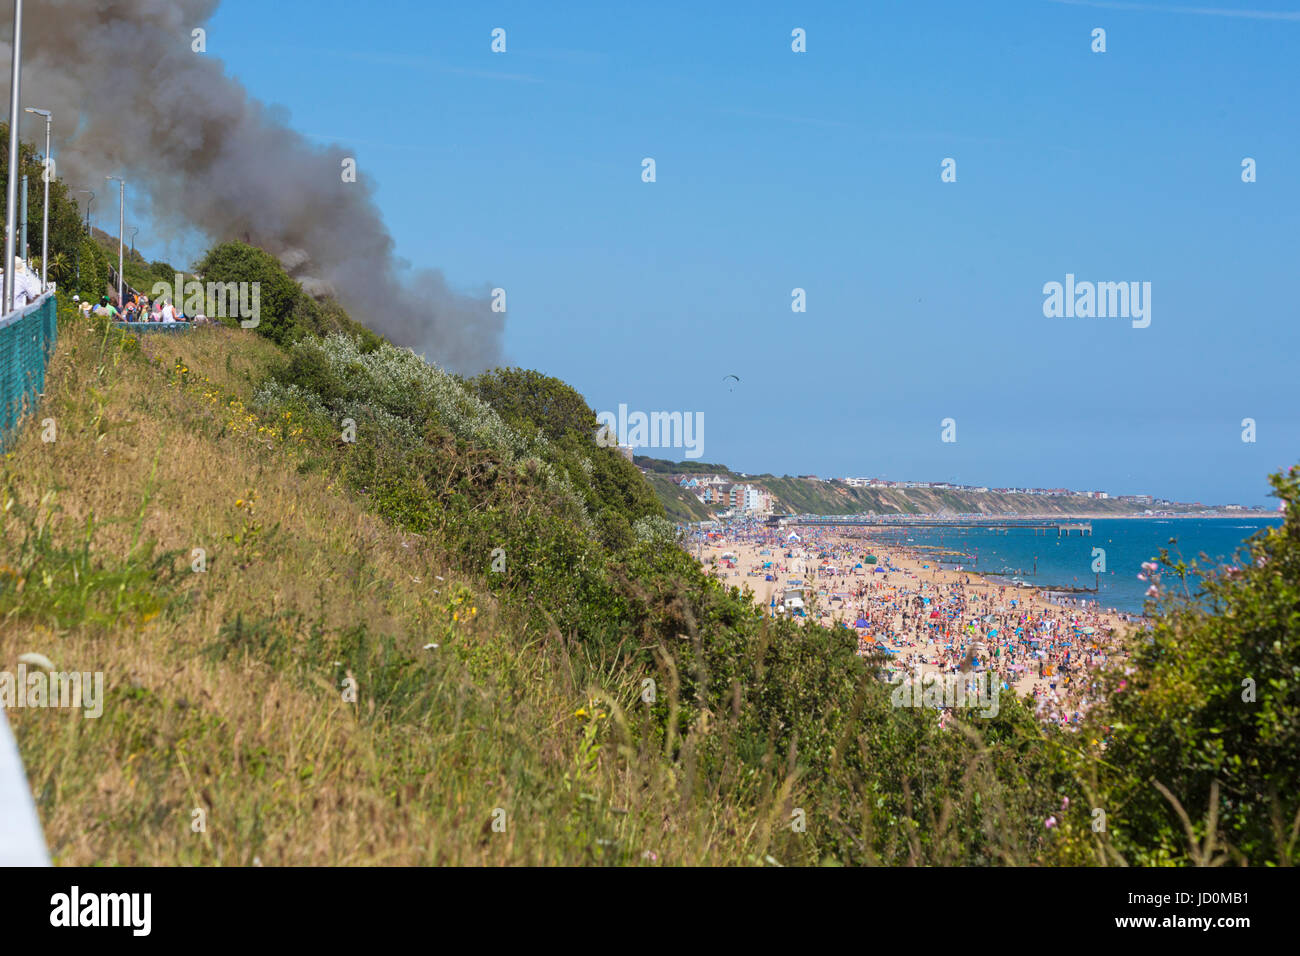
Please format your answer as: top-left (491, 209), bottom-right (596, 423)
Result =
top-left (73, 289), bottom-right (217, 326)
top-left (0, 254), bottom-right (221, 327)
top-left (696, 521), bottom-right (1144, 729)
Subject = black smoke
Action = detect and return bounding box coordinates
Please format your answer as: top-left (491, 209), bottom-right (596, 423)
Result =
top-left (6, 0), bottom-right (503, 371)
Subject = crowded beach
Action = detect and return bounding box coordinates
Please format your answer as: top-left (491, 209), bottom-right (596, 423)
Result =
top-left (692, 518), bottom-right (1146, 729)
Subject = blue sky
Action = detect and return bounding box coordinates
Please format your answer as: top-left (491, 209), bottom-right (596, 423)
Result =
top-left (182, 0), bottom-right (1299, 505)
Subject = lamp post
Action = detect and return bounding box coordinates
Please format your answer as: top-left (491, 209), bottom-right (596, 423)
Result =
top-left (105, 175), bottom-right (124, 306)
top-left (76, 188), bottom-right (93, 236)
top-left (23, 106), bottom-right (50, 290)
top-left (4, 0), bottom-right (25, 313)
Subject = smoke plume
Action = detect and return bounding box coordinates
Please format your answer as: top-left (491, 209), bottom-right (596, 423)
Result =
top-left (5, 0), bottom-right (503, 371)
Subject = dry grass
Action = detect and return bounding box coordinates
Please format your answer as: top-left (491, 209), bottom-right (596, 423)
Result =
top-left (0, 316), bottom-right (772, 865)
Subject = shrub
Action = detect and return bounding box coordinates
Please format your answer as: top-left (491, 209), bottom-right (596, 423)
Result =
top-left (1097, 467), bottom-right (1300, 865)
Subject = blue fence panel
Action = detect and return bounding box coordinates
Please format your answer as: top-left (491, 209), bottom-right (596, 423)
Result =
top-left (114, 321), bottom-right (193, 335)
top-left (0, 292), bottom-right (58, 452)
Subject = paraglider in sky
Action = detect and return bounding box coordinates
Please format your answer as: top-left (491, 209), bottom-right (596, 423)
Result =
top-left (722, 374), bottom-right (740, 392)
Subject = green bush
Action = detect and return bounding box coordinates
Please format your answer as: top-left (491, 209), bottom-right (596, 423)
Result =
top-left (194, 241), bottom-right (302, 341)
top-left (194, 241), bottom-right (384, 347)
top-left (1097, 467), bottom-right (1300, 865)
top-left (76, 236), bottom-right (108, 301)
top-left (251, 330), bottom-right (1086, 865)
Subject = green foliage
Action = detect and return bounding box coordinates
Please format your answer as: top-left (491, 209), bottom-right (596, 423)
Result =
top-left (633, 515), bottom-right (679, 549)
top-left (193, 241), bottom-right (302, 341)
top-left (635, 456), bottom-right (735, 475)
top-left (125, 256), bottom-right (188, 299)
top-left (652, 478), bottom-right (713, 521)
top-left (468, 367), bottom-right (665, 544)
top-left (0, 122), bottom-right (95, 296)
top-left (0, 487), bottom-right (183, 632)
top-left (76, 235), bottom-right (109, 301)
top-left (194, 241), bottom-right (382, 347)
top-left (75, 226), bottom-right (1289, 866)
top-left (469, 367), bottom-right (599, 442)
top-left (1097, 467), bottom-right (1300, 865)
top-left (255, 331), bottom-right (1085, 865)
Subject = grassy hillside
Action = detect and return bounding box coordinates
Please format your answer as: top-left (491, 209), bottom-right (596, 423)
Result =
top-left (754, 478), bottom-right (1158, 517)
top-left (1, 311), bottom-right (596, 863)
top-left (644, 472), bottom-right (713, 522)
top-left (0, 303), bottom-right (1064, 865)
top-left (3, 287), bottom-right (1295, 867)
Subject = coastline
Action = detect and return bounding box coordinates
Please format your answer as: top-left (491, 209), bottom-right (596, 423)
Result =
top-left (695, 522), bottom-right (1140, 724)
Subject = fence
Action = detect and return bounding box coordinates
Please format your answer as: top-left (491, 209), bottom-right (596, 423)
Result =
top-left (106, 262), bottom-right (141, 302)
top-left (0, 292), bottom-right (58, 452)
top-left (115, 321), bottom-right (193, 335)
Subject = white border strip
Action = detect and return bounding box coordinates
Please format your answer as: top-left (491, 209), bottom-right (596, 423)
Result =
top-left (0, 707), bottom-right (50, 866)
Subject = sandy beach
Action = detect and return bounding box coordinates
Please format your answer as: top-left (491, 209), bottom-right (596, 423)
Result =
top-left (695, 522), bottom-right (1143, 727)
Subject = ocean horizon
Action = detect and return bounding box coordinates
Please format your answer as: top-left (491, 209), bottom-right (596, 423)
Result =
top-left (864, 517), bottom-right (1282, 615)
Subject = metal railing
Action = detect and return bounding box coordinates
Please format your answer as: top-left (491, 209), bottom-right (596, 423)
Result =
top-left (0, 290), bottom-right (57, 451)
top-left (114, 321), bottom-right (193, 334)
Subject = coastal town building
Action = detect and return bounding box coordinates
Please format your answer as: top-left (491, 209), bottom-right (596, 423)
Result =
top-left (664, 468), bottom-right (1244, 517)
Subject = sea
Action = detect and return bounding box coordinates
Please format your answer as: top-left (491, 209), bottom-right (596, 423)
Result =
top-left (863, 517), bottom-right (1282, 615)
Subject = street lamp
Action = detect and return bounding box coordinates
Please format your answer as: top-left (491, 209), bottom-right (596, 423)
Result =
top-left (105, 175), bottom-right (124, 306)
top-left (23, 107), bottom-right (50, 291)
top-left (76, 188), bottom-right (93, 236)
top-left (3, 0), bottom-right (25, 313)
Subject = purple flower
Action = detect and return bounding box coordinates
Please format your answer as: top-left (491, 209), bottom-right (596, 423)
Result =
top-left (1045, 816), bottom-right (1058, 829)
